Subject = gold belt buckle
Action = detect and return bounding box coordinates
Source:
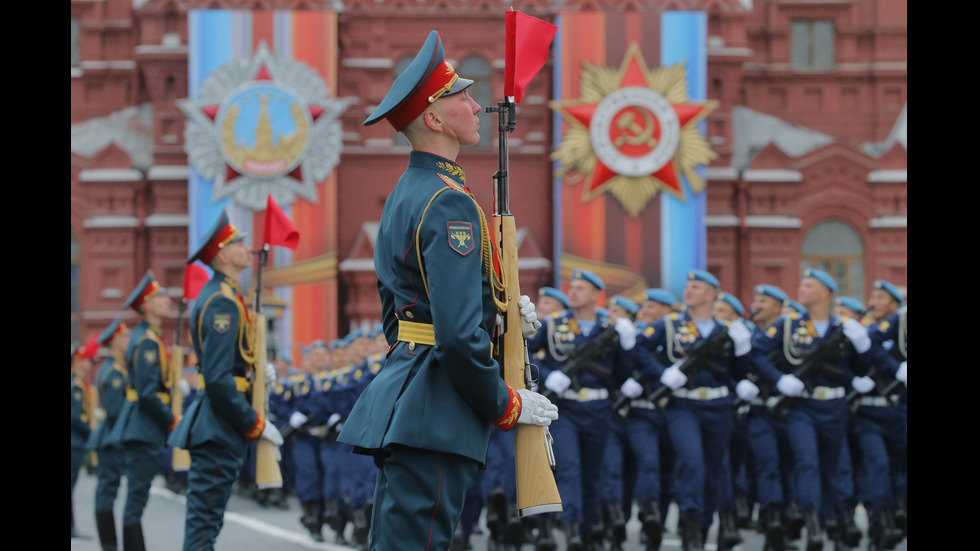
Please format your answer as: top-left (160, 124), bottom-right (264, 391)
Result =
top-left (579, 388), bottom-right (589, 400)
top-left (815, 387), bottom-right (827, 399)
top-left (698, 388), bottom-right (708, 400)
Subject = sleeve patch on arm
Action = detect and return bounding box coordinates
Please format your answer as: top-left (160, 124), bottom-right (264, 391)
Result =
top-left (447, 222), bottom-right (475, 256)
top-left (492, 385), bottom-right (521, 431)
top-left (212, 313), bottom-right (232, 334)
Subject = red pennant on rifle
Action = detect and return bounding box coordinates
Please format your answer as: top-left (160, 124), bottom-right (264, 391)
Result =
top-left (505, 10), bottom-right (558, 103)
top-left (182, 263), bottom-right (210, 301)
top-left (263, 195), bottom-right (300, 250)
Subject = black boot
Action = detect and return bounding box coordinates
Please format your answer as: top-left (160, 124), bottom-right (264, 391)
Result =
top-left (95, 510), bottom-right (119, 551)
top-left (785, 501), bottom-right (804, 540)
top-left (563, 522), bottom-right (585, 551)
top-left (825, 514), bottom-right (849, 551)
top-left (121, 523), bottom-right (145, 551)
top-left (735, 491), bottom-right (753, 529)
top-left (352, 506), bottom-right (370, 547)
top-left (761, 506), bottom-right (786, 551)
top-left (804, 510), bottom-right (823, 551)
top-left (486, 488), bottom-right (506, 545)
top-left (680, 516), bottom-right (705, 551)
top-left (300, 501), bottom-right (324, 542)
top-left (324, 498), bottom-right (346, 542)
top-left (535, 516), bottom-right (557, 551)
top-left (880, 508), bottom-right (903, 549)
top-left (639, 501), bottom-right (663, 551)
top-left (718, 508), bottom-right (742, 550)
top-left (606, 501), bottom-right (627, 547)
top-left (840, 509), bottom-right (861, 547)
top-left (503, 502), bottom-right (524, 548)
top-left (893, 498), bottom-right (907, 536)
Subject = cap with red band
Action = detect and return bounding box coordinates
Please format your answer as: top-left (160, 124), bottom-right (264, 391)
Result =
top-left (363, 30), bottom-right (473, 132)
top-left (187, 209), bottom-right (245, 266)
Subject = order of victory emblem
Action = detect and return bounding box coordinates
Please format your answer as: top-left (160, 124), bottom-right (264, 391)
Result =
top-left (550, 44), bottom-right (718, 217)
top-left (179, 42), bottom-right (355, 210)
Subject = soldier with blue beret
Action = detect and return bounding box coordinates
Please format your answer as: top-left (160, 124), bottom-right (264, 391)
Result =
top-left (784, 300), bottom-right (807, 315)
top-left (538, 286), bottom-right (571, 318)
top-left (713, 292), bottom-right (745, 321)
top-left (608, 295), bottom-right (639, 320)
top-left (88, 317), bottom-right (131, 550)
top-left (337, 30), bottom-right (556, 551)
top-left (527, 268), bottom-right (634, 549)
top-left (638, 288), bottom-right (678, 329)
top-left (624, 269), bottom-right (752, 550)
top-left (105, 270), bottom-right (175, 551)
top-left (833, 296), bottom-right (866, 321)
top-left (749, 268), bottom-right (874, 551)
top-left (168, 210), bottom-right (284, 551)
top-left (866, 279), bottom-right (904, 324)
top-left (72, 340), bottom-right (97, 540)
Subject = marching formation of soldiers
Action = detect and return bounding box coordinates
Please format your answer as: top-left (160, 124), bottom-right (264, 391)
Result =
top-left (73, 263), bottom-right (906, 551)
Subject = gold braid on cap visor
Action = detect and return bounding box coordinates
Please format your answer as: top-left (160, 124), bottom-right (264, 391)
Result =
top-left (428, 63), bottom-right (460, 103)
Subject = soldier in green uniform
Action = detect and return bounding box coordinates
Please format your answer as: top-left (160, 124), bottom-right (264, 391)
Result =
top-left (72, 340), bottom-right (97, 540)
top-left (168, 210), bottom-right (283, 551)
top-left (89, 317), bottom-right (131, 551)
top-left (337, 30), bottom-right (557, 551)
top-left (107, 271), bottom-right (175, 551)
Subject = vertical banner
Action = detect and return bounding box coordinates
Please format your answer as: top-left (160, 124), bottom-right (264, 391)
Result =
top-left (550, 10), bottom-right (715, 301)
top-left (183, 10), bottom-right (350, 361)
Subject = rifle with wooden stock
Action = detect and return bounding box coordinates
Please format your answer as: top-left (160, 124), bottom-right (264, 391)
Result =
top-left (250, 242), bottom-right (283, 489)
top-left (488, 12), bottom-right (560, 515)
top-left (642, 325), bottom-right (732, 408)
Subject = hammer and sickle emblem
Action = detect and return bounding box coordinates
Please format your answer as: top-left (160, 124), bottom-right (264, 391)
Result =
top-left (613, 108), bottom-right (658, 148)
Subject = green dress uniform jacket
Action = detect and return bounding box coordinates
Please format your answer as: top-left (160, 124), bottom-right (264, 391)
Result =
top-left (338, 151), bottom-right (520, 466)
top-left (108, 320), bottom-right (172, 446)
top-left (169, 270), bottom-right (263, 451)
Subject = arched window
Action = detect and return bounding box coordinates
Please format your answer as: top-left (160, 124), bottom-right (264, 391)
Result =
top-left (800, 220), bottom-right (864, 300)
top-left (71, 233), bottom-right (81, 344)
top-left (459, 56), bottom-right (491, 147)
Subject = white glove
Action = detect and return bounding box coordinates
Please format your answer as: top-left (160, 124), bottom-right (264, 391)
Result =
top-left (736, 379), bottom-right (760, 401)
top-left (544, 371), bottom-right (572, 395)
top-left (519, 295), bottom-right (542, 338)
top-left (896, 361), bottom-right (907, 385)
top-left (842, 319), bottom-right (871, 354)
top-left (776, 374), bottom-right (805, 397)
top-left (728, 320), bottom-right (752, 357)
top-left (615, 317), bottom-right (636, 351)
top-left (260, 421), bottom-right (284, 446)
top-left (95, 408), bottom-right (106, 421)
top-left (851, 375), bottom-right (875, 394)
top-left (265, 362), bottom-right (277, 388)
top-left (327, 413), bottom-right (342, 429)
top-left (660, 362), bottom-right (688, 390)
top-left (620, 377), bottom-right (643, 399)
top-left (289, 411), bottom-right (308, 428)
top-left (177, 378), bottom-right (191, 395)
top-left (517, 388), bottom-right (559, 426)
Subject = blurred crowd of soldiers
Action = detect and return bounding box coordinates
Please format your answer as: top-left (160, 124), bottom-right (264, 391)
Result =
top-left (72, 267), bottom-right (906, 551)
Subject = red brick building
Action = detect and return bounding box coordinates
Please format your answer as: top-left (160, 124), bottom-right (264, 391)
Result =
top-left (71, 0), bottom-right (907, 348)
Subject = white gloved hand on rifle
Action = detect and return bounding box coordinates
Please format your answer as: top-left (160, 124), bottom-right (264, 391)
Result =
top-left (851, 375), bottom-right (875, 394)
top-left (728, 319), bottom-right (752, 357)
top-left (615, 317), bottom-right (636, 351)
top-left (289, 411), bottom-right (307, 429)
top-left (660, 362), bottom-right (687, 390)
top-left (517, 389), bottom-right (559, 427)
top-left (265, 362), bottom-right (277, 389)
top-left (518, 295), bottom-right (541, 338)
top-left (544, 370), bottom-right (572, 395)
top-left (736, 379), bottom-right (760, 401)
top-left (842, 319), bottom-right (871, 353)
top-left (620, 377), bottom-right (643, 399)
top-left (260, 421), bottom-right (284, 446)
top-left (776, 374), bottom-right (805, 397)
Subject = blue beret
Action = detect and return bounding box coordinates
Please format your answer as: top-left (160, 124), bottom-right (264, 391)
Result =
top-left (363, 31), bottom-right (473, 131)
top-left (97, 317), bottom-right (128, 345)
top-left (785, 300), bottom-right (807, 314)
top-left (873, 280), bottom-right (904, 305)
top-left (187, 209), bottom-right (245, 266)
top-left (834, 296), bottom-right (865, 315)
top-left (803, 268), bottom-right (837, 292)
top-left (123, 270), bottom-right (163, 311)
top-left (754, 284), bottom-right (788, 303)
top-left (644, 288), bottom-right (678, 306)
top-left (717, 292), bottom-right (745, 317)
top-left (609, 295), bottom-right (639, 316)
top-left (539, 287), bottom-right (570, 308)
top-left (330, 339), bottom-right (344, 350)
top-left (570, 269), bottom-right (605, 290)
top-left (374, 322), bottom-right (384, 336)
top-left (687, 269), bottom-right (719, 288)
top-left (308, 339), bottom-right (328, 351)
top-left (596, 307), bottom-right (609, 318)
top-left (278, 354), bottom-right (293, 365)
top-left (350, 329), bottom-right (370, 341)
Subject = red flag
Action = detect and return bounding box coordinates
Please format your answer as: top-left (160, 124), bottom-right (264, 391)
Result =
top-left (505, 10), bottom-right (558, 103)
top-left (183, 263), bottom-right (210, 301)
top-left (262, 194), bottom-right (300, 250)
top-left (82, 333), bottom-right (100, 359)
